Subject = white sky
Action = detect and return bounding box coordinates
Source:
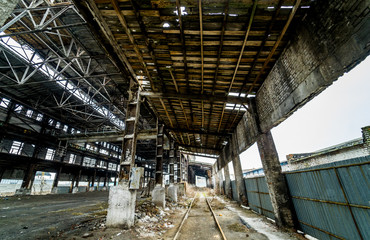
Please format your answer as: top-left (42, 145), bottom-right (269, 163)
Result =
top-left (196, 56), bottom-right (370, 170)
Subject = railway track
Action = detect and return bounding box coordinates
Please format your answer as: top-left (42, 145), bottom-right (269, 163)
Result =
top-left (173, 193), bottom-right (227, 240)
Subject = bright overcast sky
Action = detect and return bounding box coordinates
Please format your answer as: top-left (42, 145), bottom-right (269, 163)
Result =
top-left (197, 56), bottom-right (370, 169)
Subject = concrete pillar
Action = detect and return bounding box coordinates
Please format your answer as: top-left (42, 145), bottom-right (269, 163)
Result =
top-left (218, 170), bottom-right (224, 195)
top-left (51, 166), bottom-right (62, 193)
top-left (20, 164), bottom-right (36, 190)
top-left (223, 162), bottom-right (232, 199)
top-left (107, 80), bottom-right (141, 228)
top-left (257, 130), bottom-right (294, 228)
top-left (106, 183), bottom-right (136, 228)
top-left (104, 172), bottom-right (108, 187)
top-left (0, 168), bottom-right (5, 182)
top-left (231, 134), bottom-right (248, 205)
top-left (75, 170), bottom-right (82, 188)
top-left (91, 169), bottom-right (96, 190)
top-left (213, 164), bottom-right (220, 194)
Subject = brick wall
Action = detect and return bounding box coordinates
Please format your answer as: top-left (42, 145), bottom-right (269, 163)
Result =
top-left (256, 0), bottom-right (370, 132)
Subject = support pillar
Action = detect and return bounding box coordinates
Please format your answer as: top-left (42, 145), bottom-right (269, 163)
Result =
top-left (257, 130), bottom-right (294, 228)
top-left (155, 122), bottom-right (164, 185)
top-left (231, 134), bottom-right (248, 205)
top-left (51, 166), bottom-right (62, 193)
top-left (90, 169), bottom-right (96, 191)
top-left (223, 150), bottom-right (232, 199)
top-left (168, 139), bottom-right (177, 202)
top-left (213, 164), bottom-right (220, 194)
top-left (106, 80), bottom-right (141, 228)
top-left (72, 169), bottom-right (82, 193)
top-left (19, 164), bottom-right (36, 194)
top-left (177, 151), bottom-right (181, 183)
top-left (0, 168), bottom-right (6, 182)
top-left (218, 170), bottom-right (224, 195)
top-left (152, 122), bottom-right (165, 207)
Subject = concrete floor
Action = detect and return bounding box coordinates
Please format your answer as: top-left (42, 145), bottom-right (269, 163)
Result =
top-left (0, 191), bottom-right (108, 240)
top-left (0, 190), bottom-right (307, 240)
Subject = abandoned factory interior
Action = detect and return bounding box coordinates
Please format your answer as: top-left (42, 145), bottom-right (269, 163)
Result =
top-left (0, 0), bottom-right (369, 239)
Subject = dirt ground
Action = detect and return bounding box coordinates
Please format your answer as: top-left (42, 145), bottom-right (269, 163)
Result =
top-left (0, 188), bottom-right (307, 240)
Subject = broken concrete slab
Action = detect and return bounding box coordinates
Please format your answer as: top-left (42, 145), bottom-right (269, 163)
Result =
top-left (106, 183), bottom-right (136, 228)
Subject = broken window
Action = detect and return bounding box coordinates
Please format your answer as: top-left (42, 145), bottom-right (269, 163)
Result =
top-left (45, 148), bottom-right (55, 160)
top-left (10, 141), bottom-right (24, 155)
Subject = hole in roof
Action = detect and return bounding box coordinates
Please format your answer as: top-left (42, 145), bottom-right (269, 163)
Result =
top-left (228, 92), bottom-right (246, 97)
top-left (163, 22), bottom-right (170, 28)
top-left (174, 6), bottom-right (188, 16)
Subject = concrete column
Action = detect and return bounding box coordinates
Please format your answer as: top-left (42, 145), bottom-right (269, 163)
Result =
top-left (104, 172), bottom-right (108, 187)
top-left (223, 162), bottom-right (232, 199)
top-left (257, 130), bottom-right (294, 228)
top-left (168, 140), bottom-right (177, 202)
top-left (75, 170), bottom-right (82, 188)
top-left (231, 134), bottom-right (248, 205)
top-left (107, 80), bottom-right (141, 228)
top-left (218, 170), bottom-right (224, 195)
top-left (20, 164), bottom-right (36, 190)
top-left (0, 168), bottom-right (5, 182)
top-left (213, 164), bottom-right (220, 194)
top-left (52, 166), bottom-right (62, 189)
top-left (91, 169), bottom-right (96, 190)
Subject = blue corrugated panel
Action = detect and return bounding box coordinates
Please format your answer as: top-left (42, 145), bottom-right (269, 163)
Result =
top-left (245, 178), bottom-right (260, 214)
top-left (244, 177), bottom-right (275, 219)
top-left (231, 180), bottom-right (238, 201)
top-left (286, 156), bottom-right (370, 240)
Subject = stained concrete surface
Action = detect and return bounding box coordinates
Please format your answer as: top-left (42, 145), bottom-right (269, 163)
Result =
top-left (0, 191), bottom-right (109, 240)
top-left (0, 188), bottom-right (308, 240)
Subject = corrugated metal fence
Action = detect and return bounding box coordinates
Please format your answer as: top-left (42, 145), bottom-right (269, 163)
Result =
top-left (244, 176), bottom-right (275, 220)
top-left (240, 156), bottom-right (369, 239)
top-left (231, 180), bottom-right (238, 201)
top-left (286, 156), bottom-right (370, 240)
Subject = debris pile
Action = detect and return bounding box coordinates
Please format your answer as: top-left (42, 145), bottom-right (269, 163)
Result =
top-left (133, 199), bottom-right (185, 238)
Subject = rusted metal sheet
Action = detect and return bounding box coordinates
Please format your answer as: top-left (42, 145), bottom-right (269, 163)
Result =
top-left (129, 167), bottom-right (144, 189)
top-left (286, 156), bottom-right (370, 240)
